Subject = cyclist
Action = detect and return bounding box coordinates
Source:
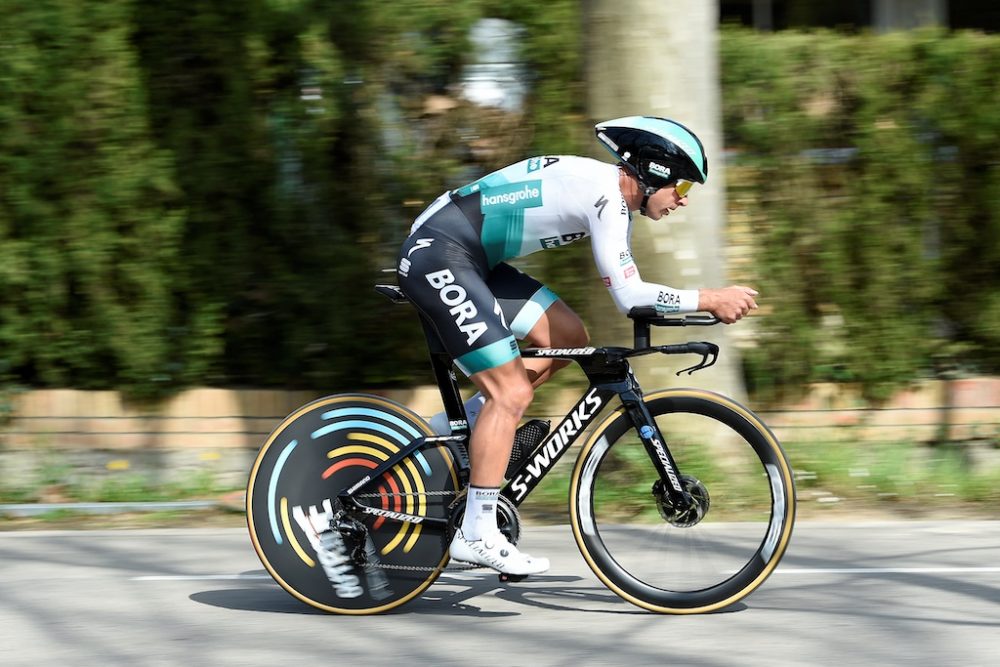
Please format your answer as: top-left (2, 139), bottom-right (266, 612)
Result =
top-left (397, 116), bottom-right (758, 575)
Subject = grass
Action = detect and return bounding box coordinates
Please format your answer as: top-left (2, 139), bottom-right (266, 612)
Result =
top-left (0, 469), bottom-right (238, 505)
top-left (3, 435), bottom-right (998, 528)
top-left (518, 435), bottom-right (1000, 524)
top-left (781, 438), bottom-right (1000, 515)
top-left (0, 508), bottom-right (246, 531)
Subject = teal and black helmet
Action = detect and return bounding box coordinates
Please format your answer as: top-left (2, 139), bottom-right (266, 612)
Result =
top-left (595, 116), bottom-right (708, 193)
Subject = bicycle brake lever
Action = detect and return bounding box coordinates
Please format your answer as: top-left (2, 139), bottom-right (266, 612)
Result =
top-left (676, 342), bottom-right (719, 375)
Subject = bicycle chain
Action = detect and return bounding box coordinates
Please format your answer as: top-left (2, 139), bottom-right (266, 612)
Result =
top-left (355, 490), bottom-right (460, 498)
top-left (349, 489), bottom-right (486, 572)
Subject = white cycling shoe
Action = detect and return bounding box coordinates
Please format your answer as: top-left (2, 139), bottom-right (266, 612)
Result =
top-left (449, 529), bottom-right (550, 575)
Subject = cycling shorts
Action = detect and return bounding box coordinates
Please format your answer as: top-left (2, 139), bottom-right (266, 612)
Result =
top-left (397, 197), bottom-right (558, 377)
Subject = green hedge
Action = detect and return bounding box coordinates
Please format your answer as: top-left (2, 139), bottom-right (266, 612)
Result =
top-left (721, 27), bottom-right (1000, 402)
top-left (0, 0), bottom-right (585, 398)
top-left (1, 6), bottom-right (998, 403)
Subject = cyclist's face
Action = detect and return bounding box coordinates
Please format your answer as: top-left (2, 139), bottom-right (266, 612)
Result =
top-left (645, 184), bottom-right (689, 221)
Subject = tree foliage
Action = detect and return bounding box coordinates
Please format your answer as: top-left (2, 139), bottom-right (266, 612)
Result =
top-left (1, 7), bottom-right (998, 404)
top-left (0, 0), bottom-right (585, 396)
top-left (0, 0), bottom-right (184, 397)
top-left (722, 27), bottom-right (1000, 402)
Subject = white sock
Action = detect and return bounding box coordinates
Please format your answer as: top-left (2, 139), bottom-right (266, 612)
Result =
top-left (428, 393), bottom-right (486, 435)
top-left (460, 485), bottom-right (500, 541)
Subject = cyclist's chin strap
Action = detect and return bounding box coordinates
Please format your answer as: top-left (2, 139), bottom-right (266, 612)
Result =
top-left (639, 186), bottom-right (657, 217)
top-left (620, 165), bottom-right (658, 218)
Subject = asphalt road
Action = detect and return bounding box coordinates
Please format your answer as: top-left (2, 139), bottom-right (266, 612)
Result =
top-left (1, 521), bottom-right (998, 667)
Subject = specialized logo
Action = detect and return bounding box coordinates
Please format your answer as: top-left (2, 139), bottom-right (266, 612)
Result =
top-left (398, 257), bottom-right (411, 277)
top-left (480, 180), bottom-right (543, 213)
top-left (510, 388), bottom-right (604, 501)
top-left (493, 298), bottom-right (508, 328)
top-left (359, 506), bottom-right (425, 523)
top-left (594, 195), bottom-right (608, 219)
top-left (648, 162), bottom-right (672, 179)
top-left (639, 425), bottom-right (683, 493)
top-left (425, 268), bottom-right (487, 345)
top-left (532, 347), bottom-right (596, 356)
top-left (540, 232), bottom-right (586, 249)
top-left (407, 238), bottom-right (434, 256)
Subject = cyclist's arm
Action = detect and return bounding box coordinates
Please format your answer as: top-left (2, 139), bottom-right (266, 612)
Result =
top-left (589, 202), bottom-right (699, 315)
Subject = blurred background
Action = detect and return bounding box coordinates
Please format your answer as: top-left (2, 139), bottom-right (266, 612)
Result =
top-left (0, 0), bottom-right (998, 519)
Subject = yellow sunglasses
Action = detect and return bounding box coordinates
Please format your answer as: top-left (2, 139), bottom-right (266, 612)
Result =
top-left (673, 179), bottom-right (694, 197)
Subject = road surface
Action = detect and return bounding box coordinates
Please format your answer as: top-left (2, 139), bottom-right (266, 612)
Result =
top-left (1, 521), bottom-right (998, 666)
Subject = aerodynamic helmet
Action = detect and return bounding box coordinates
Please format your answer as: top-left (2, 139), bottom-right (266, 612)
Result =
top-left (595, 116), bottom-right (708, 203)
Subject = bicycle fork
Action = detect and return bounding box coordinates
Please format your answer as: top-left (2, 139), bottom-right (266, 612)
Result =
top-left (617, 381), bottom-right (696, 515)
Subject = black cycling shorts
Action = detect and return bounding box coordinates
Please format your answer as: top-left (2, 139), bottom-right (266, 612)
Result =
top-left (397, 198), bottom-right (558, 376)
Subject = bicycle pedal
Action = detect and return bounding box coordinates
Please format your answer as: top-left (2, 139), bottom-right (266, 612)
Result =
top-left (498, 573), bottom-right (528, 583)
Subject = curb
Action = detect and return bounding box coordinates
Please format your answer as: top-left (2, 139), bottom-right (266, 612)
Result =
top-left (0, 500), bottom-right (227, 517)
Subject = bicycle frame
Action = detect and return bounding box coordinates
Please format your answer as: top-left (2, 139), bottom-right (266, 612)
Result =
top-left (337, 288), bottom-right (720, 526)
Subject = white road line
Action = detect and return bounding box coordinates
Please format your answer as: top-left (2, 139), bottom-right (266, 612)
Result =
top-left (132, 574), bottom-right (274, 581)
top-left (130, 567), bottom-right (1000, 582)
top-left (775, 567), bottom-right (1000, 575)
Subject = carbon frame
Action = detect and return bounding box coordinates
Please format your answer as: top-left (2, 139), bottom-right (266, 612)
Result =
top-left (337, 339), bottom-right (692, 524)
top-left (341, 290), bottom-right (711, 526)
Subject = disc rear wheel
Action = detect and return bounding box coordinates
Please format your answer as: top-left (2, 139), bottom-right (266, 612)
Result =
top-left (247, 394), bottom-right (460, 614)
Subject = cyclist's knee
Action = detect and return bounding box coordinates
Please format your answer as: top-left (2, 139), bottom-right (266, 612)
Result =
top-left (491, 375), bottom-right (533, 418)
top-left (528, 301), bottom-right (589, 349)
top-left (549, 316), bottom-right (588, 350)
top-left (475, 364), bottom-right (534, 418)
top-left (564, 321), bottom-right (590, 347)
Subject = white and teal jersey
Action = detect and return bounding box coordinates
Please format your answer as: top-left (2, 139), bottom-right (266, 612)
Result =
top-left (451, 156), bottom-right (617, 267)
top-left (412, 155), bottom-right (699, 315)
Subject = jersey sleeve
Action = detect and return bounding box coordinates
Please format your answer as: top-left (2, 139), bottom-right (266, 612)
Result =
top-left (589, 194), bottom-right (700, 315)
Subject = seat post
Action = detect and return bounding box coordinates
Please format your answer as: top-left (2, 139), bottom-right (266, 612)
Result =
top-left (375, 282), bottom-right (468, 432)
top-left (418, 316), bottom-right (468, 433)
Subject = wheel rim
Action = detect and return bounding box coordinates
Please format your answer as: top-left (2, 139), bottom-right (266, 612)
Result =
top-left (247, 394), bottom-right (459, 614)
top-left (572, 390), bottom-right (794, 612)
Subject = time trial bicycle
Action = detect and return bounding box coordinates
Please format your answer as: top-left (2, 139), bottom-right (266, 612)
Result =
top-left (246, 283), bottom-right (796, 614)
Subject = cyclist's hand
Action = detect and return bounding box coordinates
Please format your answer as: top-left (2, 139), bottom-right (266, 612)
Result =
top-left (698, 285), bottom-right (758, 324)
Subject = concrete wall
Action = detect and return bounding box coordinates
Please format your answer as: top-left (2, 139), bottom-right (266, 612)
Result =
top-left (0, 387), bottom-right (446, 491)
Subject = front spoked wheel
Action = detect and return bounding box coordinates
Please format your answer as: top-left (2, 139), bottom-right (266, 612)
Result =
top-left (570, 388), bottom-right (795, 613)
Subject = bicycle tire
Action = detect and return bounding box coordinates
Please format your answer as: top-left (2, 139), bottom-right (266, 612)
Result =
top-left (570, 388), bottom-right (795, 613)
top-left (247, 393), bottom-right (459, 614)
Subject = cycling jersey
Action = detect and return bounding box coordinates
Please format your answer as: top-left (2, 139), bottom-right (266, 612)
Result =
top-left (397, 155), bottom-right (699, 376)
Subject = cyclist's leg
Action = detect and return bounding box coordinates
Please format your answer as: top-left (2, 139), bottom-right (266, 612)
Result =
top-left (426, 263), bottom-right (585, 432)
top-left (520, 299), bottom-right (589, 386)
top-left (488, 263), bottom-right (589, 387)
top-left (398, 245), bottom-right (549, 574)
top-left (452, 359), bottom-right (548, 574)
top-left (465, 357), bottom-right (533, 487)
